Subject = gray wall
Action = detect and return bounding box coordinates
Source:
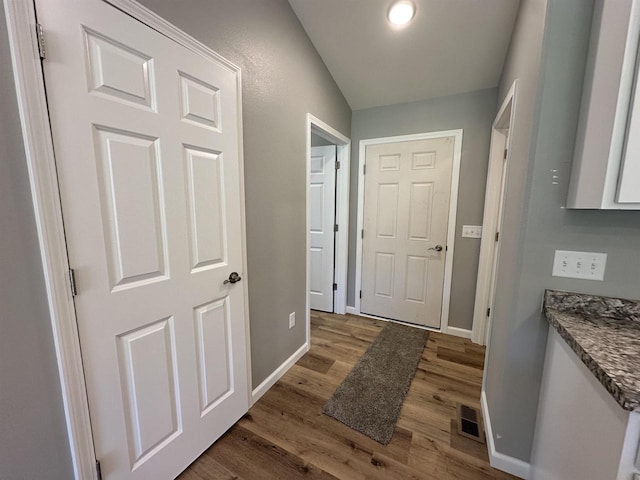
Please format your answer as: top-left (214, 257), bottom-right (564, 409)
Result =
top-left (311, 132), bottom-right (334, 146)
top-left (485, 0), bottom-right (640, 463)
top-left (0, 4), bottom-right (74, 479)
top-left (347, 89), bottom-right (498, 330)
top-left (483, 0), bottom-right (549, 462)
top-left (138, 0), bottom-right (351, 386)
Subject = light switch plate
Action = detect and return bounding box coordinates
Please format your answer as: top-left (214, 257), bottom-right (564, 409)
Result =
top-left (462, 225), bottom-right (483, 238)
top-left (289, 312), bottom-right (295, 329)
top-left (552, 250), bottom-right (607, 281)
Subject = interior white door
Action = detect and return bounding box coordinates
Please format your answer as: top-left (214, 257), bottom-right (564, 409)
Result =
top-left (36, 0), bottom-right (248, 478)
top-left (309, 145), bottom-right (337, 312)
top-left (361, 138), bottom-right (454, 328)
top-left (485, 139), bottom-right (509, 345)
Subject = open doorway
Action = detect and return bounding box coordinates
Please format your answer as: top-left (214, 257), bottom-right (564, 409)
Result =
top-left (305, 115), bottom-right (350, 339)
top-left (472, 80), bottom-right (517, 345)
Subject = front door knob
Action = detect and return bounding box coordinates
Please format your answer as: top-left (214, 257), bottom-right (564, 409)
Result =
top-left (429, 245), bottom-right (443, 252)
top-left (224, 272), bottom-right (242, 284)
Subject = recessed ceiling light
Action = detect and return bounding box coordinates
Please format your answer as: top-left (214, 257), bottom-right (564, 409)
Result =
top-left (388, 1), bottom-right (416, 26)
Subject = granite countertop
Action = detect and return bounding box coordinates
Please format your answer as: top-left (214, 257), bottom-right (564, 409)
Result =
top-left (543, 290), bottom-right (640, 412)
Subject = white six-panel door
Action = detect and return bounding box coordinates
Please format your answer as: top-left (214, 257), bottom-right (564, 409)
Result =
top-left (309, 145), bottom-right (336, 312)
top-left (36, 0), bottom-right (248, 478)
top-left (361, 138), bottom-right (454, 328)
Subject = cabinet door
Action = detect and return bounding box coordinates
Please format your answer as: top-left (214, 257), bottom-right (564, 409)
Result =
top-left (530, 330), bottom-right (629, 480)
top-left (567, 0), bottom-right (640, 209)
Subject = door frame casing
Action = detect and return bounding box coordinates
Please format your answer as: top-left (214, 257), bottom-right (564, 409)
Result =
top-left (472, 81), bottom-right (518, 345)
top-left (353, 130), bottom-right (463, 335)
top-left (305, 114), bottom-right (350, 341)
top-left (4, 1), bottom-right (252, 479)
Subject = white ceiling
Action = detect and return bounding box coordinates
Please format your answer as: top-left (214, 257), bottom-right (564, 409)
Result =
top-left (288, 0), bottom-right (520, 110)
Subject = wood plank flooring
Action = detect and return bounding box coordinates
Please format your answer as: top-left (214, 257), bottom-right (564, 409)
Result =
top-left (178, 312), bottom-right (520, 480)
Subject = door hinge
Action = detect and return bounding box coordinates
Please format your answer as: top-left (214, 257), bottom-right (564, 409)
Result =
top-left (36, 23), bottom-right (46, 60)
top-left (335, 161), bottom-right (341, 170)
top-left (68, 268), bottom-right (77, 297)
top-left (359, 290), bottom-right (362, 299)
top-left (95, 460), bottom-right (102, 480)
top-left (495, 231), bottom-right (500, 242)
top-left (333, 283), bottom-right (338, 291)
top-left (503, 148), bottom-right (508, 160)
top-left (486, 307), bottom-right (491, 317)
top-left (334, 224), bottom-right (339, 232)
top-left (361, 229), bottom-right (364, 239)
top-left (363, 164), bottom-right (367, 175)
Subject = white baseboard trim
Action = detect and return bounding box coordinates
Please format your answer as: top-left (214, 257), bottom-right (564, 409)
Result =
top-left (481, 390), bottom-right (531, 479)
top-left (251, 342), bottom-right (309, 405)
top-left (345, 306), bottom-right (358, 315)
top-left (447, 326), bottom-right (472, 339)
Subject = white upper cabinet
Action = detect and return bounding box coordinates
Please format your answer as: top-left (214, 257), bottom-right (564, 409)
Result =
top-left (568, 0), bottom-right (640, 209)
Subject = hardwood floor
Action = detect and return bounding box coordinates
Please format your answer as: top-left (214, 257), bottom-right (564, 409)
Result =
top-left (178, 312), bottom-right (519, 480)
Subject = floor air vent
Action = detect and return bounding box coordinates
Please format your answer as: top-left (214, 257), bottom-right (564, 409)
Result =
top-left (456, 403), bottom-right (485, 443)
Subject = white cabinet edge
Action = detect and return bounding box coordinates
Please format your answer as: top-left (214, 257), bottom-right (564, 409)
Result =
top-left (568, 0), bottom-right (640, 210)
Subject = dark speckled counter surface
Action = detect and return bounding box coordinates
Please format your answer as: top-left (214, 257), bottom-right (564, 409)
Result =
top-left (544, 290), bottom-right (640, 412)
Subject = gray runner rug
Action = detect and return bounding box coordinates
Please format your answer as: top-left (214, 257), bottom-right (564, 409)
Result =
top-left (322, 321), bottom-right (429, 444)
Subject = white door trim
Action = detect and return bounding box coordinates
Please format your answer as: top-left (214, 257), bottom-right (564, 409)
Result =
top-left (472, 81), bottom-right (518, 345)
top-left (4, 2), bottom-right (95, 477)
top-left (354, 130), bottom-right (463, 335)
top-left (305, 114), bottom-right (350, 341)
top-left (4, 2), bottom-right (252, 479)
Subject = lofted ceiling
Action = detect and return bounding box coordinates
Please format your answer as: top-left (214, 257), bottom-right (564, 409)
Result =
top-left (288, 0), bottom-right (520, 110)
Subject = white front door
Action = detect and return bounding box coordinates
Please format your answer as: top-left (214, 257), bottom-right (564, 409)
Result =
top-left (361, 138), bottom-right (454, 328)
top-left (309, 145), bottom-right (336, 312)
top-left (37, 0), bottom-right (249, 478)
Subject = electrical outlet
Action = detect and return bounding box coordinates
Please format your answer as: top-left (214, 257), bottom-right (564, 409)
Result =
top-left (552, 250), bottom-right (607, 281)
top-left (289, 312), bottom-right (295, 329)
top-left (462, 225), bottom-right (483, 238)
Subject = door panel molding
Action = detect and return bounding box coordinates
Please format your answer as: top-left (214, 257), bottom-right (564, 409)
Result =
top-left (4, 1), bottom-right (251, 478)
top-left (354, 130), bottom-right (463, 335)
